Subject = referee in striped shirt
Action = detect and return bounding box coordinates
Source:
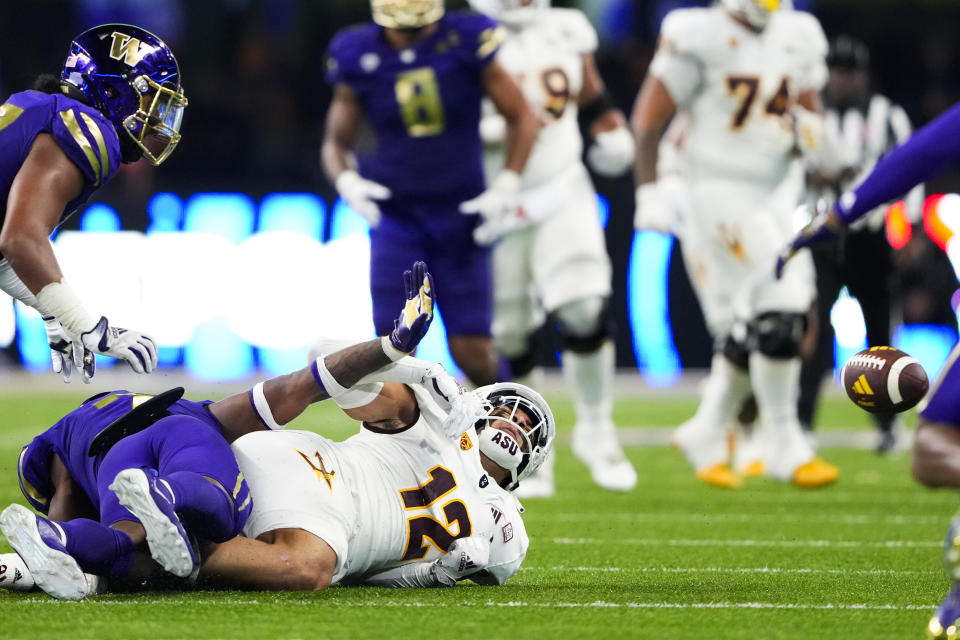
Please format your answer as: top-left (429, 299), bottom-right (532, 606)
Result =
top-left (798, 34), bottom-right (924, 452)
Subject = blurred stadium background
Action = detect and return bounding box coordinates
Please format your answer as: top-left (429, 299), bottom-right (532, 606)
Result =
top-left (0, 0), bottom-right (958, 387)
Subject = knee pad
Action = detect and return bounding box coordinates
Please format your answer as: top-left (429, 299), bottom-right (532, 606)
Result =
top-left (750, 312), bottom-right (807, 359)
top-left (503, 334), bottom-right (539, 379)
top-left (719, 334), bottom-right (750, 371)
top-left (554, 297), bottom-right (612, 353)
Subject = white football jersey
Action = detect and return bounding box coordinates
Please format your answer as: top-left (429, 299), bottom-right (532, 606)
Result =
top-left (482, 8), bottom-right (596, 189)
top-left (650, 6), bottom-right (828, 187)
top-left (232, 384), bottom-right (528, 586)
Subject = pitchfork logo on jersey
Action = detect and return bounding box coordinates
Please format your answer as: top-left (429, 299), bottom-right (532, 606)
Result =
top-left (297, 450), bottom-right (337, 493)
top-left (459, 432), bottom-right (473, 451)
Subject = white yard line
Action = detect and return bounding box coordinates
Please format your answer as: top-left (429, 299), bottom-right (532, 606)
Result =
top-left (539, 512), bottom-right (944, 526)
top-left (551, 537), bottom-right (942, 548)
top-left (12, 597), bottom-right (936, 611)
top-left (527, 566), bottom-right (931, 575)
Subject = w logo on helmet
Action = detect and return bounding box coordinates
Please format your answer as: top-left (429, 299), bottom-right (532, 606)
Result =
top-left (109, 32), bottom-right (151, 66)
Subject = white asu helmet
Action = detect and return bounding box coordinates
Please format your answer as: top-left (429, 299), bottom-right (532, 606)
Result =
top-left (720, 0), bottom-right (781, 29)
top-left (474, 382), bottom-right (555, 491)
top-left (468, 0), bottom-right (549, 27)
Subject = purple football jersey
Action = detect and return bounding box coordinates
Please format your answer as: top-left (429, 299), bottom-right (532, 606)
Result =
top-left (0, 90), bottom-right (122, 234)
top-left (17, 390), bottom-right (222, 514)
top-left (326, 11), bottom-right (504, 207)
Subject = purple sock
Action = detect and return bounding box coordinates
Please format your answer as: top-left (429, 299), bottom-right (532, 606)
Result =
top-left (163, 471), bottom-right (238, 542)
top-left (57, 518), bottom-right (135, 577)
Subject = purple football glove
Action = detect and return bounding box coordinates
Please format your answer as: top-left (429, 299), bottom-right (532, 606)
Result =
top-left (386, 261), bottom-right (435, 356)
top-left (775, 200), bottom-right (845, 279)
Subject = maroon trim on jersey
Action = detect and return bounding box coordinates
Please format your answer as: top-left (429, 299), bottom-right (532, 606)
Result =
top-left (361, 406), bottom-right (421, 434)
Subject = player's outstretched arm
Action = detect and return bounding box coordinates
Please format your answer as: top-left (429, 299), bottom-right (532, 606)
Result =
top-left (210, 262), bottom-right (435, 441)
top-left (0, 133), bottom-right (154, 379)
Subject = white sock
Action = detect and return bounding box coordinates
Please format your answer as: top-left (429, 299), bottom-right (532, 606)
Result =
top-left (562, 341), bottom-right (615, 426)
top-left (674, 353), bottom-right (752, 470)
top-left (0, 552), bottom-right (35, 591)
top-left (749, 353), bottom-right (814, 480)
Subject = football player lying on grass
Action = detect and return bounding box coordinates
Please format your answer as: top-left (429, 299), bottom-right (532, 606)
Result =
top-left (0, 261), bottom-right (555, 597)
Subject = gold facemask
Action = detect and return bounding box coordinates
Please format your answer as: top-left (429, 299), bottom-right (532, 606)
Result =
top-left (371, 0), bottom-right (444, 29)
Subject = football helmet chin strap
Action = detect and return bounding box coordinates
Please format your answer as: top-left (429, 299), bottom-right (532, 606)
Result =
top-left (478, 426), bottom-right (526, 485)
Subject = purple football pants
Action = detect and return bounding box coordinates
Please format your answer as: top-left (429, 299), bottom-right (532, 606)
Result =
top-left (371, 206), bottom-right (493, 337)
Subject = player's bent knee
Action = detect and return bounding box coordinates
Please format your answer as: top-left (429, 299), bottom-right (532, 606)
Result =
top-left (720, 334), bottom-right (750, 371)
top-left (554, 297), bottom-right (611, 354)
top-left (749, 311), bottom-right (806, 359)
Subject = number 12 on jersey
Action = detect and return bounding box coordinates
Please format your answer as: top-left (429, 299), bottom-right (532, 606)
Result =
top-left (399, 466), bottom-right (471, 560)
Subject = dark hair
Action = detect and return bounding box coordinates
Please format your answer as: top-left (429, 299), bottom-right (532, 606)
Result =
top-left (31, 73), bottom-right (63, 94)
top-left (828, 35), bottom-right (870, 70)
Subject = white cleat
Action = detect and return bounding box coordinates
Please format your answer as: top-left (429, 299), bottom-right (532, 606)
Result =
top-left (110, 468), bottom-right (197, 578)
top-left (0, 504), bottom-right (87, 600)
top-left (572, 422), bottom-right (637, 492)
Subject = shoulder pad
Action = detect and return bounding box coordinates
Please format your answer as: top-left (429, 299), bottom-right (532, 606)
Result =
top-left (541, 8), bottom-right (598, 55)
top-left (51, 96), bottom-right (120, 187)
top-left (325, 23), bottom-right (380, 83)
top-left (657, 8), bottom-right (714, 59)
top-left (446, 10), bottom-right (504, 61)
top-left (778, 11), bottom-right (828, 58)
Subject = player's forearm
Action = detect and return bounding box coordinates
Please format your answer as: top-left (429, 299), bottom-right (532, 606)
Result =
top-left (634, 130), bottom-right (660, 185)
top-left (502, 106), bottom-right (539, 174)
top-left (836, 101), bottom-right (960, 224)
top-left (0, 230), bottom-right (64, 298)
top-left (320, 139), bottom-right (352, 183)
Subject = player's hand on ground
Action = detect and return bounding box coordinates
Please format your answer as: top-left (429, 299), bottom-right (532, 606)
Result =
top-left (43, 317), bottom-right (94, 383)
top-left (634, 183), bottom-right (676, 233)
top-left (80, 317), bottom-right (158, 374)
top-left (459, 170), bottom-right (523, 246)
top-left (432, 532), bottom-right (492, 586)
top-left (775, 199), bottom-right (844, 279)
top-left (587, 128), bottom-right (635, 177)
top-left (335, 169), bottom-right (391, 227)
top-left (386, 261), bottom-right (435, 357)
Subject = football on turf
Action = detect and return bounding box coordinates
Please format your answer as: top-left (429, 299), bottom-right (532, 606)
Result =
top-left (840, 346), bottom-right (929, 414)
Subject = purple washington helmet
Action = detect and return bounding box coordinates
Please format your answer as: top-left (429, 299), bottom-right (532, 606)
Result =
top-left (61, 24), bottom-right (187, 165)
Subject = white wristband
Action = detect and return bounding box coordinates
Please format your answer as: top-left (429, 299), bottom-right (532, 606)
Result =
top-left (314, 356), bottom-right (384, 410)
top-left (491, 169), bottom-right (522, 194)
top-left (380, 335), bottom-right (407, 362)
top-left (250, 382), bottom-right (283, 430)
top-left (35, 281), bottom-right (96, 336)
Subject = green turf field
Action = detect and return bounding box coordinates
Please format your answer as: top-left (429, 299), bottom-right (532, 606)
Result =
top-left (0, 388), bottom-right (954, 639)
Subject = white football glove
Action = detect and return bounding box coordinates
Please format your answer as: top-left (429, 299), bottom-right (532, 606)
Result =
top-left (80, 317), bottom-right (158, 374)
top-left (43, 317), bottom-right (94, 384)
top-left (335, 169), bottom-right (392, 228)
top-left (459, 170), bottom-right (523, 246)
top-left (422, 369), bottom-right (485, 439)
top-left (634, 182), bottom-right (676, 233)
top-left (586, 127), bottom-right (635, 177)
top-left (432, 533), bottom-right (492, 586)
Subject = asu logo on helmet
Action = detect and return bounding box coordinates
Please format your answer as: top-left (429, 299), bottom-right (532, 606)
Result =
top-left (61, 23), bottom-right (187, 165)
